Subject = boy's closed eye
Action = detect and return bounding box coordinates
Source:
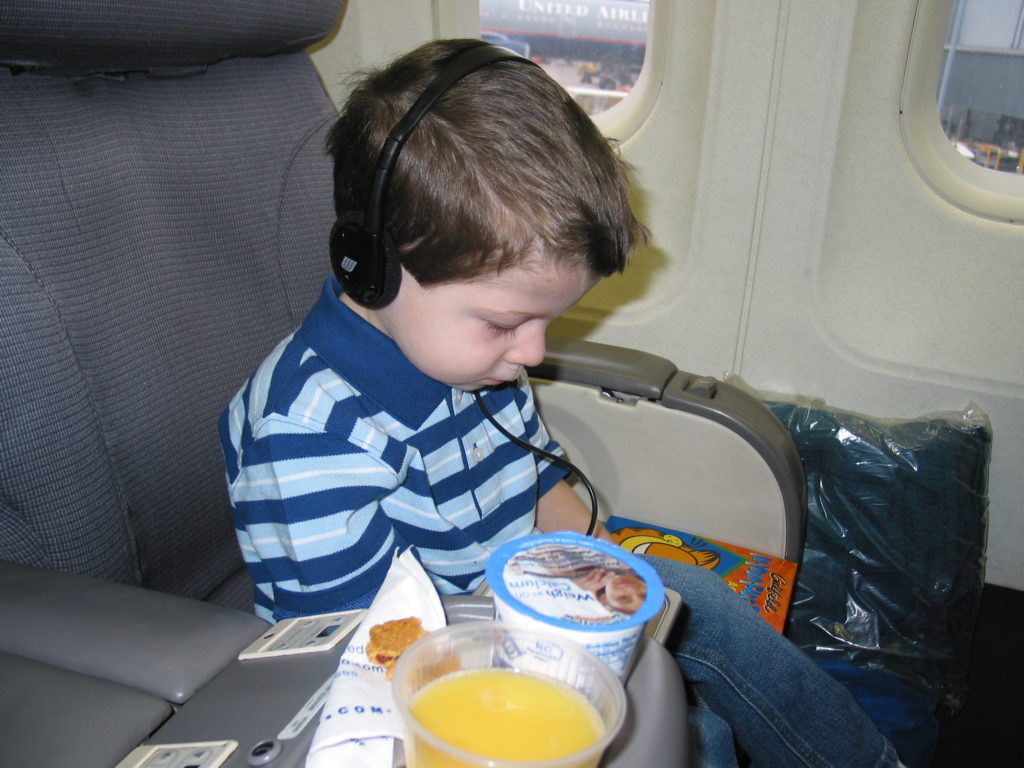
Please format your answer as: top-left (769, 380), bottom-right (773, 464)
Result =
top-left (487, 322), bottom-right (521, 339)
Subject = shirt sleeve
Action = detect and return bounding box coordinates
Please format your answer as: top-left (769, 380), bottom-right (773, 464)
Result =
top-left (227, 415), bottom-right (404, 620)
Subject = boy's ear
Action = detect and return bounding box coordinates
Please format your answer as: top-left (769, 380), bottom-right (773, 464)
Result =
top-left (329, 210), bottom-right (402, 308)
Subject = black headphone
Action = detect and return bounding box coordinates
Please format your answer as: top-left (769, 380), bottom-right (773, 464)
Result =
top-left (330, 42), bottom-right (540, 308)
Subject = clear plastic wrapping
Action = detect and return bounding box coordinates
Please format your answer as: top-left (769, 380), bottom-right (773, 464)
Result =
top-left (758, 392), bottom-right (991, 711)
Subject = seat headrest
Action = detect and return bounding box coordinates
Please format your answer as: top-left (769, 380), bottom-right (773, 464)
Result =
top-left (0, 0), bottom-right (342, 75)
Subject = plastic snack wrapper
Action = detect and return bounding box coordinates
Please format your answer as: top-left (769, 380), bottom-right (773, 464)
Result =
top-left (305, 547), bottom-right (446, 768)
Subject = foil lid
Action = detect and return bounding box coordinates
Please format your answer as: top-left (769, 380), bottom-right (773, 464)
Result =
top-left (487, 532), bottom-right (665, 631)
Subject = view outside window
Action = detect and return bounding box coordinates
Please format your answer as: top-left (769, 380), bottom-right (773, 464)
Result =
top-left (939, 0), bottom-right (1024, 174)
top-left (479, 0), bottom-right (651, 116)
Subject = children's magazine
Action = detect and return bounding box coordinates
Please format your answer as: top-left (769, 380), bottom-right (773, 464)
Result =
top-left (606, 515), bottom-right (797, 633)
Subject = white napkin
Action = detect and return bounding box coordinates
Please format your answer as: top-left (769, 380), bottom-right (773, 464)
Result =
top-left (305, 547), bottom-right (446, 768)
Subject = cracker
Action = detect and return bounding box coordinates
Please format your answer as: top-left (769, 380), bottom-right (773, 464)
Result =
top-left (366, 616), bottom-right (427, 678)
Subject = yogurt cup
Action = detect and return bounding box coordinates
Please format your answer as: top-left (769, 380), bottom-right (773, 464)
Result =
top-left (486, 532), bottom-right (665, 679)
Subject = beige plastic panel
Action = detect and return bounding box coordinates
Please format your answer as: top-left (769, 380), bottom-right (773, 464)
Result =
top-left (531, 378), bottom-right (787, 558)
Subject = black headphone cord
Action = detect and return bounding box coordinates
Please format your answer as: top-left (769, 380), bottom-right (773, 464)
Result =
top-left (473, 390), bottom-right (599, 537)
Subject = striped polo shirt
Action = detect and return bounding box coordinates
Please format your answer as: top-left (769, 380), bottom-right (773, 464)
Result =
top-left (219, 276), bottom-right (567, 622)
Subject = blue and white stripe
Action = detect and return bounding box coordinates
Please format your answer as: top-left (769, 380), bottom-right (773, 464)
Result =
top-left (219, 277), bottom-right (565, 621)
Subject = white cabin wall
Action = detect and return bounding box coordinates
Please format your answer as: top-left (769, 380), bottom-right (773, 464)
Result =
top-left (722, 0), bottom-right (1023, 591)
top-left (310, 0), bottom-right (1023, 590)
top-left (575, 0), bottom-right (1022, 591)
top-left (309, 1), bottom-right (435, 101)
top-left (667, 0), bottom-right (1020, 590)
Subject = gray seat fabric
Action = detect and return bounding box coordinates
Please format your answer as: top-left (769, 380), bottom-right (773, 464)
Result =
top-left (0, 1), bottom-right (338, 76)
top-left (0, 0), bottom-right (341, 609)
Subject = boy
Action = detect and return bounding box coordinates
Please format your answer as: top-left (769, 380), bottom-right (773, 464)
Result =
top-left (221, 39), bottom-right (902, 768)
top-left (220, 38), bottom-right (641, 622)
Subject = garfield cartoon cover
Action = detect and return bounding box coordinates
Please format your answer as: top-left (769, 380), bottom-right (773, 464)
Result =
top-left (607, 515), bottom-right (797, 633)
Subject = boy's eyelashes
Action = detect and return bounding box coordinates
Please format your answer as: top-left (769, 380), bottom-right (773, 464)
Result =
top-left (487, 322), bottom-right (520, 339)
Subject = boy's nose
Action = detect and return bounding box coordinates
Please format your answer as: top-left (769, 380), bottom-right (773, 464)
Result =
top-left (509, 327), bottom-right (546, 368)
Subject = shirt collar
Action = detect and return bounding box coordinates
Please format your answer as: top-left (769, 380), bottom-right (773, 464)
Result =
top-left (298, 276), bottom-right (451, 428)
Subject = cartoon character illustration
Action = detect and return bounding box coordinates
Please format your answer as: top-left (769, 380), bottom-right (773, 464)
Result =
top-left (506, 544), bottom-right (648, 621)
top-left (613, 526), bottom-right (721, 569)
top-left (570, 566), bottom-right (647, 614)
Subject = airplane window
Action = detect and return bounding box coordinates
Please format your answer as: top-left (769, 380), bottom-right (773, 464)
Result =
top-left (479, 0), bottom-right (651, 117)
top-left (938, 0), bottom-right (1024, 175)
top-left (901, 0), bottom-right (1024, 222)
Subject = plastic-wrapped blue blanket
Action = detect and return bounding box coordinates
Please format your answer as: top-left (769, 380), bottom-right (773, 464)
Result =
top-left (764, 398), bottom-right (991, 713)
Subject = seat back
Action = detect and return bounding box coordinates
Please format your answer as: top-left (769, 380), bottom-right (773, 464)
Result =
top-left (0, 0), bottom-right (341, 609)
top-left (529, 338), bottom-right (806, 562)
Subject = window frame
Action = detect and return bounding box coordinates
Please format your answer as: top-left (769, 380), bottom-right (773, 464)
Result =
top-left (435, 0), bottom-right (664, 142)
top-left (588, 0), bottom-right (665, 139)
top-left (901, 0), bottom-right (1024, 223)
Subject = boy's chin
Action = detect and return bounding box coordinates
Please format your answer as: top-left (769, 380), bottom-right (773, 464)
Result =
top-left (454, 378), bottom-right (510, 392)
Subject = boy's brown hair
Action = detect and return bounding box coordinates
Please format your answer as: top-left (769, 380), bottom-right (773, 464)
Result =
top-left (326, 38), bottom-right (646, 284)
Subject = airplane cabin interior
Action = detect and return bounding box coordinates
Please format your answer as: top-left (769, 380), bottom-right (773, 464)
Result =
top-left (0, 1), bottom-right (1019, 767)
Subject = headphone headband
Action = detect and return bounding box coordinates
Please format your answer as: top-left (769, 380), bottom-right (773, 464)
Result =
top-left (331, 42), bottom-right (539, 308)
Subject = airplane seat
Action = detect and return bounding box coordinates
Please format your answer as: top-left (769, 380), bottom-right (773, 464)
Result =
top-left (0, 1), bottom-right (342, 765)
top-left (0, 0), bottom-right (341, 611)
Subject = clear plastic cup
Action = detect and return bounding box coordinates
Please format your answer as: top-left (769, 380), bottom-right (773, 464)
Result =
top-left (391, 621), bottom-right (626, 768)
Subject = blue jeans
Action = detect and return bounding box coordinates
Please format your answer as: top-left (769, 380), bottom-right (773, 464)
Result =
top-left (641, 557), bottom-right (901, 768)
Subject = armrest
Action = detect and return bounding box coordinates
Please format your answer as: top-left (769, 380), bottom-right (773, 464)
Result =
top-left (1, 651), bottom-right (173, 768)
top-left (528, 337), bottom-right (677, 400)
top-left (662, 372), bottom-right (807, 561)
top-left (0, 560), bottom-right (269, 704)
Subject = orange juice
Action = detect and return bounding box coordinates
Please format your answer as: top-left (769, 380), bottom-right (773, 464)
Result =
top-left (408, 667), bottom-right (604, 767)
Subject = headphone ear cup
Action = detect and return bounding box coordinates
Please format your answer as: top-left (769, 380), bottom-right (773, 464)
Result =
top-left (329, 211), bottom-right (402, 308)
top-left (375, 229), bottom-right (402, 308)
top-left (328, 211), bottom-right (360, 287)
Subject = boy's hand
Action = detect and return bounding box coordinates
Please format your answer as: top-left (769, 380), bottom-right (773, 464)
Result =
top-left (590, 520), bottom-right (617, 544)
